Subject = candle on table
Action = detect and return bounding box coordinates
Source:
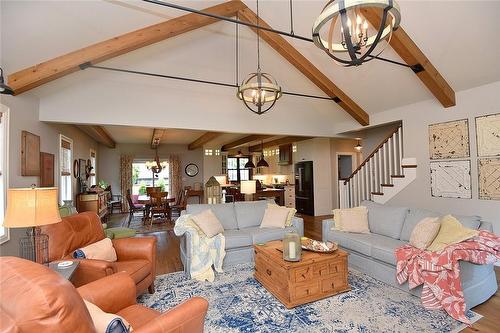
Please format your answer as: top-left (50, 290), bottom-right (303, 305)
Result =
top-left (289, 241), bottom-right (296, 259)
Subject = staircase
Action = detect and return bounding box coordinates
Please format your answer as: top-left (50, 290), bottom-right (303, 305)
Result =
top-left (339, 125), bottom-right (417, 208)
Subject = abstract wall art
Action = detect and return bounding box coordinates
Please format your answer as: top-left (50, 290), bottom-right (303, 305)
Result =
top-left (430, 160), bottom-right (471, 199)
top-left (429, 119), bottom-right (470, 159)
top-left (478, 158), bottom-right (500, 200)
top-left (475, 113), bottom-right (500, 157)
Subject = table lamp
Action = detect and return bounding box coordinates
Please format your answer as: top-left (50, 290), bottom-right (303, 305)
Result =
top-left (3, 187), bottom-right (62, 265)
top-left (240, 180), bottom-right (256, 201)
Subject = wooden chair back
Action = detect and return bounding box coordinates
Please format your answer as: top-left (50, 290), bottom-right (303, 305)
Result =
top-left (146, 187), bottom-right (161, 196)
top-left (150, 191), bottom-right (168, 209)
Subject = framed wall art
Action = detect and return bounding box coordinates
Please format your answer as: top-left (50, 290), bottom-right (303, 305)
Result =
top-left (429, 119), bottom-right (470, 159)
top-left (475, 113), bottom-right (500, 157)
top-left (478, 158), bottom-right (500, 200)
top-left (430, 160), bottom-right (471, 199)
top-left (39, 152), bottom-right (55, 187)
top-left (21, 130), bottom-right (40, 176)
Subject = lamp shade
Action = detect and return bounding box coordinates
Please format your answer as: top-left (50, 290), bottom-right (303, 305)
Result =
top-left (3, 188), bottom-right (62, 228)
top-left (240, 180), bottom-right (256, 195)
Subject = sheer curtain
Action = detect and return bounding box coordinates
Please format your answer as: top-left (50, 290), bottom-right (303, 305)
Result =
top-left (169, 154), bottom-right (182, 199)
top-left (120, 155), bottom-right (134, 211)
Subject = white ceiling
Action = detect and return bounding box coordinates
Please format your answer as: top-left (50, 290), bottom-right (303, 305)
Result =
top-left (2, 0), bottom-right (500, 132)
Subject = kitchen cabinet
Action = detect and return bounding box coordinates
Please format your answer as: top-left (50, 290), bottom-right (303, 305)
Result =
top-left (279, 144), bottom-right (292, 165)
top-left (284, 185), bottom-right (295, 208)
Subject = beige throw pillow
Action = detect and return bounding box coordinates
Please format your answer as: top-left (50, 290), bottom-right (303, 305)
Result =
top-left (427, 215), bottom-right (479, 252)
top-left (409, 217), bottom-right (441, 249)
top-left (332, 206), bottom-right (370, 233)
top-left (260, 207), bottom-right (290, 229)
top-left (74, 238), bottom-right (117, 262)
top-left (191, 209), bottom-right (224, 238)
top-left (84, 300), bottom-right (132, 332)
top-left (267, 203), bottom-right (297, 226)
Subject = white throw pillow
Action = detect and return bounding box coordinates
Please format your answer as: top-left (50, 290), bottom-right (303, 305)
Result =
top-left (260, 207), bottom-right (290, 229)
top-left (409, 217), bottom-right (441, 249)
top-left (191, 209), bottom-right (224, 238)
top-left (332, 206), bottom-right (370, 233)
top-left (267, 203), bottom-right (297, 226)
top-left (84, 300), bottom-right (132, 333)
top-left (73, 238), bottom-right (117, 262)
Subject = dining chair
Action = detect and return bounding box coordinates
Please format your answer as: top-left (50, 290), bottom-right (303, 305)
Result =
top-left (149, 191), bottom-right (171, 226)
top-left (171, 189), bottom-right (188, 218)
top-left (126, 189), bottom-right (146, 227)
top-left (106, 185), bottom-right (122, 214)
top-left (146, 186), bottom-right (161, 196)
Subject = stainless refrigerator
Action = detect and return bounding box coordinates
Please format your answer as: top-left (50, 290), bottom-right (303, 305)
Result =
top-left (294, 161), bottom-right (314, 216)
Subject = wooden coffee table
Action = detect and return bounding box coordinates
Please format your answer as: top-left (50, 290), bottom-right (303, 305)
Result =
top-left (254, 240), bottom-right (350, 308)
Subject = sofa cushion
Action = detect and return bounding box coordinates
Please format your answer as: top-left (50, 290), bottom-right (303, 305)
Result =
top-left (114, 260), bottom-right (151, 284)
top-left (370, 234), bottom-right (407, 266)
top-left (361, 201), bottom-right (408, 239)
top-left (191, 209), bottom-right (224, 238)
top-left (400, 208), bottom-right (440, 241)
top-left (186, 203), bottom-right (237, 230)
top-left (234, 201), bottom-right (268, 229)
top-left (454, 215), bottom-right (481, 230)
top-left (223, 230), bottom-right (253, 250)
top-left (243, 226), bottom-right (297, 244)
top-left (327, 230), bottom-right (372, 256)
top-left (260, 207), bottom-right (289, 229)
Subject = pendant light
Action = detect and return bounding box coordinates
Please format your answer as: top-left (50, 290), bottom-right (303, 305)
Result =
top-left (244, 158), bottom-right (256, 169)
top-left (256, 141), bottom-right (269, 167)
top-left (0, 68), bottom-right (14, 95)
top-left (354, 139), bottom-right (363, 151)
top-left (312, 0), bottom-right (401, 66)
top-left (145, 147), bottom-right (168, 174)
top-left (237, 0), bottom-right (282, 115)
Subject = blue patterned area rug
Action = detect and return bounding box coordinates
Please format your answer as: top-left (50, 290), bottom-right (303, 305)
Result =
top-left (138, 264), bottom-right (480, 333)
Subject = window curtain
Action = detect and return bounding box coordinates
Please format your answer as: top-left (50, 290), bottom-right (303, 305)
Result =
top-left (120, 155), bottom-right (134, 211)
top-left (169, 154), bottom-right (182, 199)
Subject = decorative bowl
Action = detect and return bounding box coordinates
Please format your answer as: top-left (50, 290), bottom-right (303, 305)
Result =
top-left (300, 237), bottom-right (338, 253)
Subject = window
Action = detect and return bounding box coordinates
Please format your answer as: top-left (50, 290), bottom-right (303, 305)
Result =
top-left (204, 149), bottom-right (213, 156)
top-left (0, 108), bottom-right (9, 244)
top-left (132, 161), bottom-right (169, 195)
top-left (89, 149), bottom-right (97, 186)
top-left (59, 135), bottom-right (73, 204)
top-left (227, 156), bottom-right (251, 182)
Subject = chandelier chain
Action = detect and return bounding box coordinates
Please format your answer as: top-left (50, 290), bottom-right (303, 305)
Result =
top-left (236, 12), bottom-right (239, 85)
top-left (289, 0), bottom-right (294, 35)
top-left (256, 0), bottom-right (260, 70)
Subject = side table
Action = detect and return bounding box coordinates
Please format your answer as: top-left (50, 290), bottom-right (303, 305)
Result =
top-left (49, 261), bottom-right (79, 280)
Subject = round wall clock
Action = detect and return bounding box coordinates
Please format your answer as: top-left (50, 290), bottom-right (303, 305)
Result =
top-left (185, 163), bottom-right (199, 177)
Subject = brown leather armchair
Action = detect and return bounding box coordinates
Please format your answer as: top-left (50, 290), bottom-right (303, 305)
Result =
top-left (40, 211), bottom-right (156, 295)
top-left (0, 257), bottom-right (208, 333)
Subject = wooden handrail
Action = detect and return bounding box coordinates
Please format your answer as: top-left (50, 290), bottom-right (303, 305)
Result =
top-left (344, 124), bottom-right (402, 185)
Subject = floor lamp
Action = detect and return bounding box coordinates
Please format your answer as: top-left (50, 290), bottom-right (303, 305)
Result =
top-left (3, 187), bottom-right (62, 265)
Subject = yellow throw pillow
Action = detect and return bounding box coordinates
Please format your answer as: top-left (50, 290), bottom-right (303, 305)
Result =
top-left (267, 204), bottom-right (297, 226)
top-left (332, 206), bottom-right (370, 234)
top-left (427, 215), bottom-right (479, 252)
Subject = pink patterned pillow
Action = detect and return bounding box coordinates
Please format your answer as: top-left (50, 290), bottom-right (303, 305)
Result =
top-left (409, 217), bottom-right (441, 249)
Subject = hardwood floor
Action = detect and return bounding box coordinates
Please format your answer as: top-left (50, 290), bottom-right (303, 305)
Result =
top-left (108, 212), bottom-right (499, 332)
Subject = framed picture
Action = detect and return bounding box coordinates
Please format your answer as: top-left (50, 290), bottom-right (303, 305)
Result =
top-left (21, 130), bottom-right (41, 176)
top-left (478, 158), bottom-right (500, 200)
top-left (430, 160), bottom-right (471, 199)
top-left (475, 113), bottom-right (500, 157)
top-left (39, 152), bottom-right (55, 187)
top-left (428, 119), bottom-right (470, 159)
top-left (79, 159), bottom-right (87, 180)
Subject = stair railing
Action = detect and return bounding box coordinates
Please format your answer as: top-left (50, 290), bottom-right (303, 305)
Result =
top-left (339, 124), bottom-right (403, 208)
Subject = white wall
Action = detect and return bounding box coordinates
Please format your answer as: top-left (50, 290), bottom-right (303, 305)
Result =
top-left (0, 94), bottom-right (98, 256)
top-left (359, 81), bottom-right (500, 233)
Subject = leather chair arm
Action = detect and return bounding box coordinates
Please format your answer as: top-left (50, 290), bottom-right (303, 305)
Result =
top-left (133, 297), bottom-right (208, 333)
top-left (71, 259), bottom-right (117, 287)
top-left (112, 237), bottom-right (157, 262)
top-left (77, 272), bottom-right (136, 314)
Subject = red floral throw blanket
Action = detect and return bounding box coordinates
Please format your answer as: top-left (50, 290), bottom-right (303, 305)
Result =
top-left (395, 231), bottom-right (499, 324)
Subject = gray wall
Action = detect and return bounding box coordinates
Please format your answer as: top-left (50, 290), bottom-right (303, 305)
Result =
top-left (1, 95), bottom-right (98, 256)
top-left (368, 80), bottom-right (500, 233)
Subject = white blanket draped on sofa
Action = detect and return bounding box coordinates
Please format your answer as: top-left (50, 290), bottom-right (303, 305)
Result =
top-left (174, 214), bottom-right (226, 282)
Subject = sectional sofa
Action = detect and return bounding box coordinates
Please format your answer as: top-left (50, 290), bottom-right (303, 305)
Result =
top-left (180, 200), bottom-right (304, 275)
top-left (322, 200), bottom-right (498, 310)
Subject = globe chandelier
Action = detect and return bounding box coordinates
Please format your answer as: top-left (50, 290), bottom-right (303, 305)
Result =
top-left (145, 147), bottom-right (168, 174)
top-left (312, 0), bottom-right (401, 66)
top-left (237, 0), bottom-right (282, 115)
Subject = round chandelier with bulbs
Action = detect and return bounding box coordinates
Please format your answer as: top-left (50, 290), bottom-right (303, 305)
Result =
top-left (237, 0), bottom-right (282, 115)
top-left (312, 0), bottom-right (401, 66)
top-left (145, 148), bottom-right (168, 174)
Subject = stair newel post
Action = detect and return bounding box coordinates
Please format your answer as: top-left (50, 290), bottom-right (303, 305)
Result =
top-left (397, 127), bottom-right (403, 174)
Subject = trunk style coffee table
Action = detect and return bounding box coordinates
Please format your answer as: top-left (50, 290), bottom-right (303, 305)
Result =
top-left (254, 240), bottom-right (350, 308)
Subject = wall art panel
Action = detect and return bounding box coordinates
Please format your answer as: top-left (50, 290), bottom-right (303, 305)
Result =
top-left (429, 119), bottom-right (469, 159)
top-left (475, 113), bottom-right (500, 157)
top-left (430, 160), bottom-right (471, 199)
top-left (478, 158), bottom-right (500, 200)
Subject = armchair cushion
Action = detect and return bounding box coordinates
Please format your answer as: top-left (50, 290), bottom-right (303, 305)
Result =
top-left (117, 305), bottom-right (159, 329)
top-left (114, 260), bottom-right (151, 284)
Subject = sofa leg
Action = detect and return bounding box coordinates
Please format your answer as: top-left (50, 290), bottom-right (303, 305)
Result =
top-left (148, 283), bottom-right (155, 294)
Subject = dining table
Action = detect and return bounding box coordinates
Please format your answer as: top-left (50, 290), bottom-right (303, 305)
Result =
top-left (136, 195), bottom-right (176, 223)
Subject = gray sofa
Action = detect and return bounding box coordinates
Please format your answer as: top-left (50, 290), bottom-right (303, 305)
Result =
top-left (180, 200), bottom-right (304, 275)
top-left (322, 200), bottom-right (498, 310)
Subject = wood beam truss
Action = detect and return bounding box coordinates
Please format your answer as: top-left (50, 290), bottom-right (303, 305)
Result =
top-left (221, 134), bottom-right (273, 151)
top-left (248, 136), bottom-right (311, 152)
top-left (76, 125), bottom-right (116, 148)
top-left (188, 132), bottom-right (222, 150)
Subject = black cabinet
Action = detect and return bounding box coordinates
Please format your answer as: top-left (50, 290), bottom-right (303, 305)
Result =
top-left (278, 144), bottom-right (292, 165)
top-left (294, 161), bottom-right (314, 216)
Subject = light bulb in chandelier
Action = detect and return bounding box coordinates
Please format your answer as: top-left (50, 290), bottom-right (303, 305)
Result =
top-left (312, 0), bottom-right (401, 66)
top-left (237, 70), bottom-right (282, 115)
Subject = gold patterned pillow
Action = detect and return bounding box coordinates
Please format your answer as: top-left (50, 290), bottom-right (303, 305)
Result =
top-left (409, 217), bottom-right (441, 249)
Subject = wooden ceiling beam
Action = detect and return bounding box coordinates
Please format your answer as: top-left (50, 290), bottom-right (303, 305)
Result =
top-left (7, 0), bottom-right (246, 95)
top-left (248, 136), bottom-right (312, 152)
top-left (237, 4), bottom-right (369, 126)
top-left (361, 8), bottom-right (455, 107)
top-left (188, 132), bottom-right (222, 150)
top-left (76, 125), bottom-right (116, 148)
top-left (151, 128), bottom-right (166, 148)
top-left (221, 134), bottom-right (273, 151)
